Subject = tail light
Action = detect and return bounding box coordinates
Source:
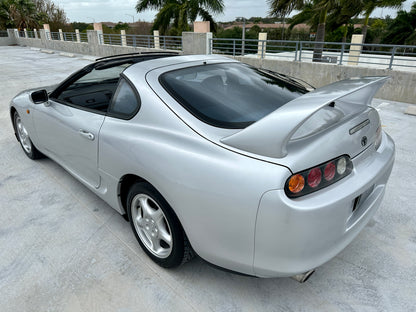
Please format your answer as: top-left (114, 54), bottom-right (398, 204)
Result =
top-left (285, 155), bottom-right (353, 198)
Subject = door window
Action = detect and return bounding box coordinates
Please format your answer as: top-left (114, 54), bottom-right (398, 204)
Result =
top-left (53, 64), bottom-right (129, 113)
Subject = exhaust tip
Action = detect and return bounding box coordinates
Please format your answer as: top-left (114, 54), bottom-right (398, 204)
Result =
top-left (291, 269), bottom-right (315, 283)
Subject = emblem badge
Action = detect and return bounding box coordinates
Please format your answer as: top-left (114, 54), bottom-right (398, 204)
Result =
top-left (361, 136), bottom-right (368, 147)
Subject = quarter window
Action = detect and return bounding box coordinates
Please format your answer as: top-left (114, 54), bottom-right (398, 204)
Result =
top-left (108, 78), bottom-right (140, 119)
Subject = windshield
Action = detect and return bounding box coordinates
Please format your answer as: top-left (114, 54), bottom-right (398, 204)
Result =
top-left (160, 63), bottom-right (307, 129)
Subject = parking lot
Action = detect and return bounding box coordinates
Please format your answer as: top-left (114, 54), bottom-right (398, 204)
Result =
top-left (0, 46), bottom-right (415, 311)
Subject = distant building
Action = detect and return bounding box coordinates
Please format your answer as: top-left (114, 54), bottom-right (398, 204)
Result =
top-left (223, 23), bottom-right (311, 31)
top-left (223, 23), bottom-right (364, 32)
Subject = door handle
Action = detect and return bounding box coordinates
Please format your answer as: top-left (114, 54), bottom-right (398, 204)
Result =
top-left (79, 130), bottom-right (95, 141)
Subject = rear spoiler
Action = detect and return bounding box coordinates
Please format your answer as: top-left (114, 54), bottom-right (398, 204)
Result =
top-left (221, 76), bottom-right (389, 158)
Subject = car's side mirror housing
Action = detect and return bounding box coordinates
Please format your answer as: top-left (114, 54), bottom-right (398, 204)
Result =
top-left (31, 89), bottom-right (48, 104)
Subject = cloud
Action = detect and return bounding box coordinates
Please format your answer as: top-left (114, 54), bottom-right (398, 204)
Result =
top-left (53, 0), bottom-right (414, 23)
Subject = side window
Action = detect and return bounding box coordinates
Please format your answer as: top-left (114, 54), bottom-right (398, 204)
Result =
top-left (54, 64), bottom-right (128, 113)
top-left (108, 78), bottom-right (140, 119)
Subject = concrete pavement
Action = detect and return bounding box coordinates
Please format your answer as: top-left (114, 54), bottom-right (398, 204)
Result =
top-left (1, 46), bottom-right (415, 312)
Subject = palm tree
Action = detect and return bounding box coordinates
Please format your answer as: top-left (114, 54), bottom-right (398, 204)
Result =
top-left (9, 0), bottom-right (37, 29)
top-left (382, 2), bottom-right (416, 45)
top-left (136, 0), bottom-right (224, 35)
top-left (312, 0), bottom-right (340, 61)
top-left (360, 0), bottom-right (404, 42)
top-left (269, 0), bottom-right (340, 61)
top-left (0, 0), bottom-right (38, 29)
top-left (325, 0), bottom-right (362, 42)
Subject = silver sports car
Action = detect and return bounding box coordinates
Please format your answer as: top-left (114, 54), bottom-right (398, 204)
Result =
top-left (10, 53), bottom-right (395, 280)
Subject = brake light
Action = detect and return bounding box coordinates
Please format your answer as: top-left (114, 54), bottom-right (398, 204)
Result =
top-left (307, 168), bottom-right (322, 188)
top-left (324, 162), bottom-right (336, 181)
top-left (285, 155), bottom-right (353, 198)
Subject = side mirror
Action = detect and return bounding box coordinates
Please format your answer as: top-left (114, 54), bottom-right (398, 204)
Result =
top-left (31, 89), bottom-right (48, 104)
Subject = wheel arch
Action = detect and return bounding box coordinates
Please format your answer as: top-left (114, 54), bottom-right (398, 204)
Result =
top-left (118, 174), bottom-right (182, 224)
top-left (10, 106), bottom-right (18, 140)
top-left (118, 174), bottom-right (147, 220)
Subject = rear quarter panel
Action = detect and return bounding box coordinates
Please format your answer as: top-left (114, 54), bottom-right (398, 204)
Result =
top-left (98, 76), bottom-right (291, 276)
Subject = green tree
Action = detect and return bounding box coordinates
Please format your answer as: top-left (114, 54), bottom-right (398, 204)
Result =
top-left (0, 0), bottom-right (37, 29)
top-left (136, 0), bottom-right (224, 35)
top-left (269, 0), bottom-right (342, 60)
top-left (70, 21), bottom-right (90, 33)
top-left (382, 3), bottom-right (416, 45)
top-left (360, 0), bottom-right (404, 42)
top-left (325, 0), bottom-right (362, 42)
top-left (0, 0), bottom-right (67, 30)
top-left (114, 22), bottom-right (129, 31)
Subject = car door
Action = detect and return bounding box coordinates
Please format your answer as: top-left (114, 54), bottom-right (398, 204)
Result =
top-left (33, 64), bottom-right (128, 188)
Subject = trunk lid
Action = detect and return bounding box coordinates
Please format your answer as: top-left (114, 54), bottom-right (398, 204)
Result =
top-left (220, 76), bottom-right (388, 172)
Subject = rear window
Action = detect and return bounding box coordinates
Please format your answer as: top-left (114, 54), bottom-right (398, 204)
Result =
top-left (160, 63), bottom-right (307, 129)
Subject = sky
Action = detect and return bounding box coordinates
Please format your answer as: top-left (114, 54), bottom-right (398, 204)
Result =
top-left (54, 0), bottom-right (415, 24)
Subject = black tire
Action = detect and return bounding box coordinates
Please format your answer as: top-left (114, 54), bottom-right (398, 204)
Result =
top-left (13, 111), bottom-right (44, 160)
top-left (127, 182), bottom-right (194, 268)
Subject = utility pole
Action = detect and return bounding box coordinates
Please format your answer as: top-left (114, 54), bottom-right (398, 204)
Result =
top-left (237, 17), bottom-right (246, 56)
top-left (126, 14), bottom-right (135, 24)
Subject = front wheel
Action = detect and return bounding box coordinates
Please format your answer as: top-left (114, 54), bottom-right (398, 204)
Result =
top-left (13, 111), bottom-right (44, 160)
top-left (127, 182), bottom-right (194, 268)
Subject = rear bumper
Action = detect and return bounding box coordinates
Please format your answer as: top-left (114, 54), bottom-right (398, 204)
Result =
top-left (253, 132), bottom-right (395, 277)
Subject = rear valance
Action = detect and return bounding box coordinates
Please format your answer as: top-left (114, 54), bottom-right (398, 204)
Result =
top-left (220, 76), bottom-right (389, 158)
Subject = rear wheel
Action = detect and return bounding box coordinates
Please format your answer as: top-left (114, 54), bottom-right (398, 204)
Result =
top-left (127, 182), bottom-right (194, 268)
top-left (13, 111), bottom-right (44, 160)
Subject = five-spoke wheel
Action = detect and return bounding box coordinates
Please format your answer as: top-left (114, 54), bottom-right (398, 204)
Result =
top-left (131, 194), bottom-right (173, 258)
top-left (127, 182), bottom-right (194, 268)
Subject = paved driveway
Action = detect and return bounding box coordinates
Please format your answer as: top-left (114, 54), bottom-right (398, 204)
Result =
top-left (0, 46), bottom-right (415, 312)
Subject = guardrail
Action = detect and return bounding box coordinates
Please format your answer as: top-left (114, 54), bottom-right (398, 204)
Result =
top-left (101, 33), bottom-right (182, 50)
top-left (0, 30), bottom-right (8, 37)
top-left (210, 38), bottom-right (416, 70)
top-left (47, 31), bottom-right (88, 43)
top-left (27, 30), bottom-right (38, 38)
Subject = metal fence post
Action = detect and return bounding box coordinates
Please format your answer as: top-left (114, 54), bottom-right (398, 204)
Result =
top-left (299, 42), bottom-right (303, 62)
top-left (294, 42), bottom-right (298, 61)
top-left (241, 38), bottom-right (245, 56)
top-left (233, 40), bottom-right (236, 56)
top-left (389, 46), bottom-right (397, 69)
top-left (339, 42), bottom-right (344, 65)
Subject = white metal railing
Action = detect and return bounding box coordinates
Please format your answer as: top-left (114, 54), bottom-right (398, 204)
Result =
top-left (101, 33), bottom-right (182, 51)
top-left (210, 38), bottom-right (416, 70)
